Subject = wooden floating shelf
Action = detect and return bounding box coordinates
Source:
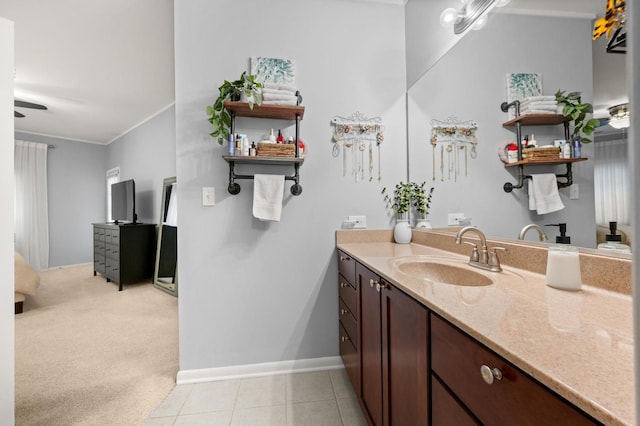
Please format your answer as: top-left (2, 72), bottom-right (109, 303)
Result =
top-left (502, 114), bottom-right (570, 127)
top-left (504, 157), bottom-right (587, 167)
top-left (224, 102), bottom-right (305, 120)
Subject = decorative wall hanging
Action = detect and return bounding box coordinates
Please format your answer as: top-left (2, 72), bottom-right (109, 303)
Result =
top-left (251, 57), bottom-right (296, 85)
top-left (505, 73), bottom-right (542, 119)
top-left (331, 112), bottom-right (385, 182)
top-left (430, 116), bottom-right (478, 182)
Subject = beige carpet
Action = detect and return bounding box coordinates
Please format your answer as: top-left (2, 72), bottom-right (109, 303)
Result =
top-left (15, 264), bottom-right (178, 426)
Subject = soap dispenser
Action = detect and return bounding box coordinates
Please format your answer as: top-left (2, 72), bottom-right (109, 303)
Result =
top-left (598, 221), bottom-right (631, 253)
top-left (544, 223), bottom-right (582, 291)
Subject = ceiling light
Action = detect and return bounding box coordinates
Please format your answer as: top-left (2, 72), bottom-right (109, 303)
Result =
top-left (440, 7), bottom-right (459, 27)
top-left (608, 103), bottom-right (630, 129)
top-left (440, 0), bottom-right (498, 35)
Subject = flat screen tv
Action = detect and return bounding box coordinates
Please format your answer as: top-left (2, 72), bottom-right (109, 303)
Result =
top-left (111, 179), bottom-right (137, 224)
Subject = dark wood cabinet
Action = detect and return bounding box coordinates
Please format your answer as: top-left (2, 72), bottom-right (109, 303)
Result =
top-left (93, 223), bottom-right (156, 291)
top-left (357, 262), bottom-right (429, 426)
top-left (430, 313), bottom-right (597, 425)
top-left (431, 375), bottom-right (479, 426)
top-left (337, 251), bottom-right (360, 392)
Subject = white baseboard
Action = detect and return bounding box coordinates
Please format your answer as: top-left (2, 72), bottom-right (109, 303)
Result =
top-left (176, 356), bottom-right (344, 385)
top-left (41, 262), bottom-right (93, 271)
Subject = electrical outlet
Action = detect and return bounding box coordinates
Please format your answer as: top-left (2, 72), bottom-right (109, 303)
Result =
top-left (348, 215), bottom-right (367, 229)
top-left (448, 213), bottom-right (465, 226)
top-left (202, 187), bottom-right (215, 206)
top-left (569, 184), bottom-right (579, 200)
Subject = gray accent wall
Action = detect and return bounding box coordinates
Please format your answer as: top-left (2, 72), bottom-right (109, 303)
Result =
top-left (107, 105), bottom-right (177, 226)
top-left (175, 0), bottom-right (407, 370)
top-left (15, 132), bottom-right (107, 268)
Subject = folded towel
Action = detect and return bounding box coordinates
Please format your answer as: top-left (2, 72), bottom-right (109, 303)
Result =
top-left (529, 174), bottom-right (565, 215)
top-left (262, 93), bottom-right (298, 102)
top-left (522, 104), bottom-right (558, 110)
top-left (523, 95), bottom-right (556, 102)
top-left (263, 83), bottom-right (297, 94)
top-left (253, 174), bottom-right (284, 221)
top-left (520, 99), bottom-right (557, 106)
top-left (263, 99), bottom-right (298, 106)
top-left (522, 110), bottom-right (558, 115)
top-left (261, 87), bottom-right (296, 97)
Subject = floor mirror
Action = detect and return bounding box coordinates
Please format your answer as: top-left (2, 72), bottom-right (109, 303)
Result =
top-left (154, 176), bottom-right (178, 296)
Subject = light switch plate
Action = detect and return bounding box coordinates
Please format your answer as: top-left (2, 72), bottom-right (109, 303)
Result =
top-left (202, 187), bottom-right (215, 206)
top-left (448, 213), bottom-right (465, 226)
top-left (348, 215), bottom-right (367, 229)
top-left (569, 184), bottom-right (579, 200)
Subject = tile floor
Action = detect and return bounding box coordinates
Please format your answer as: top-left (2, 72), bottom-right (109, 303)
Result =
top-left (144, 368), bottom-right (367, 426)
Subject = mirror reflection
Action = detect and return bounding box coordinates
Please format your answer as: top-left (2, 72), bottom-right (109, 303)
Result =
top-left (406, 1), bottom-right (630, 251)
top-left (154, 176), bottom-right (178, 296)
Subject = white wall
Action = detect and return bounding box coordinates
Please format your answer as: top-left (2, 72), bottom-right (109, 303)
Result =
top-left (14, 132), bottom-right (107, 267)
top-left (107, 105), bottom-right (177, 225)
top-left (175, 0), bottom-right (407, 371)
top-left (407, 13), bottom-right (597, 248)
top-left (0, 16), bottom-right (15, 425)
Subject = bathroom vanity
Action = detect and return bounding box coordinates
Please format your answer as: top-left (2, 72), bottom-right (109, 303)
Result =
top-left (336, 229), bottom-right (633, 425)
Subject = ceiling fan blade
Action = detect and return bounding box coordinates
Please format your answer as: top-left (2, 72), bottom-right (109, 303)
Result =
top-left (14, 111), bottom-right (25, 118)
top-left (15, 100), bottom-right (47, 110)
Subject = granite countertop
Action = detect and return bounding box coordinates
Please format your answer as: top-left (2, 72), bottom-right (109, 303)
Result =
top-left (336, 238), bottom-right (634, 425)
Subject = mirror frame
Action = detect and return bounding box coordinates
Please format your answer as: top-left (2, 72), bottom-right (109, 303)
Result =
top-left (154, 176), bottom-right (178, 296)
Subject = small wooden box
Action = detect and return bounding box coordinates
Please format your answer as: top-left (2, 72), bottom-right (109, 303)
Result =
top-left (523, 146), bottom-right (561, 160)
top-left (257, 143), bottom-right (295, 157)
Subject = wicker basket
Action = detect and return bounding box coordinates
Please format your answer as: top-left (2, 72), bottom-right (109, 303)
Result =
top-left (523, 146), bottom-right (561, 160)
top-left (257, 143), bottom-right (296, 157)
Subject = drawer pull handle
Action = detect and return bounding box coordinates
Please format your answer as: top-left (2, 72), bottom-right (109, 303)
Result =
top-left (369, 279), bottom-right (377, 288)
top-left (341, 335), bottom-right (349, 342)
top-left (480, 365), bottom-right (503, 385)
top-left (340, 308), bottom-right (348, 315)
top-left (339, 255), bottom-right (351, 262)
top-left (340, 282), bottom-right (347, 288)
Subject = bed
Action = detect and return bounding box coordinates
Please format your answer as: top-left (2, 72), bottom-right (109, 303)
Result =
top-left (15, 252), bottom-right (40, 314)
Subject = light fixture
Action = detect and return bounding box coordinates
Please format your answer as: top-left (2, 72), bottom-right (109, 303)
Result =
top-left (608, 103), bottom-right (630, 129)
top-left (439, 0), bottom-right (506, 35)
top-left (593, 0), bottom-right (626, 54)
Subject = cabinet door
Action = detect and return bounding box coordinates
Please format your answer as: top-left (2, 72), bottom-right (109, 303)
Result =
top-left (431, 375), bottom-right (479, 426)
top-left (381, 280), bottom-right (428, 426)
top-left (358, 263), bottom-right (383, 426)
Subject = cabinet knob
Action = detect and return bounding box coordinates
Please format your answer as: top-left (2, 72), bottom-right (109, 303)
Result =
top-left (340, 308), bottom-right (348, 316)
top-left (375, 282), bottom-right (389, 292)
top-left (339, 255), bottom-right (351, 262)
top-left (341, 335), bottom-right (350, 343)
top-left (340, 282), bottom-right (347, 288)
top-left (369, 279), bottom-right (377, 288)
top-left (480, 365), bottom-right (503, 385)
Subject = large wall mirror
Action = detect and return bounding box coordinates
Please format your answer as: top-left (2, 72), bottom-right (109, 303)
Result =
top-left (406, 0), bottom-right (631, 253)
top-left (154, 176), bottom-right (178, 296)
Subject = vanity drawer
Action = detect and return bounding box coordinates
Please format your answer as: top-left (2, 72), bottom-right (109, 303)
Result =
top-left (339, 322), bottom-right (360, 393)
top-left (339, 274), bottom-right (358, 318)
top-left (337, 250), bottom-right (356, 285)
top-left (431, 375), bottom-right (479, 426)
top-left (339, 298), bottom-right (357, 349)
top-left (430, 313), bottom-right (596, 425)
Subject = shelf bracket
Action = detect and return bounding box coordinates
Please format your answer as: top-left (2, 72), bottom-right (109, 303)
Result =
top-left (503, 163), bottom-right (574, 193)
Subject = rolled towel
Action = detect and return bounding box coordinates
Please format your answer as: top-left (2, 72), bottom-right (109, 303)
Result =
top-left (263, 83), bottom-right (297, 94)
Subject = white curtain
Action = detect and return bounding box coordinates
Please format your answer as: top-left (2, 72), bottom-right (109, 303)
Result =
top-left (14, 140), bottom-right (49, 270)
top-left (594, 137), bottom-right (630, 225)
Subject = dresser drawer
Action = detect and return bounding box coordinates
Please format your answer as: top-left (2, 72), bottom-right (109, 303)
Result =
top-left (432, 375), bottom-right (479, 426)
top-left (339, 322), bottom-right (360, 392)
top-left (338, 274), bottom-right (358, 318)
top-left (339, 299), bottom-right (357, 349)
top-left (430, 314), bottom-right (595, 425)
top-left (337, 250), bottom-right (356, 285)
top-left (105, 243), bottom-right (120, 260)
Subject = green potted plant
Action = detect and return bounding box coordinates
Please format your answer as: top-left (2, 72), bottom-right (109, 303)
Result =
top-left (554, 90), bottom-right (600, 144)
top-left (206, 71), bottom-right (263, 145)
top-left (412, 182), bottom-right (434, 228)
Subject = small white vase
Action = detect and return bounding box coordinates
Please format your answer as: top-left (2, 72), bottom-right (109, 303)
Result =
top-left (393, 214), bottom-right (412, 244)
top-left (415, 215), bottom-right (432, 229)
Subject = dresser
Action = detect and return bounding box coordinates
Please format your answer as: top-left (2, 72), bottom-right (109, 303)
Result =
top-left (93, 223), bottom-right (156, 291)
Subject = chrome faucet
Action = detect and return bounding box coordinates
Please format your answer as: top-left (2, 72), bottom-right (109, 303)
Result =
top-left (455, 226), bottom-right (505, 272)
top-left (518, 224), bottom-right (548, 242)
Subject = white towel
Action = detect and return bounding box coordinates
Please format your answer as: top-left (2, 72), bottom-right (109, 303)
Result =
top-left (523, 95), bottom-right (556, 102)
top-left (522, 110), bottom-right (558, 115)
top-left (263, 83), bottom-right (297, 94)
top-left (253, 174), bottom-right (284, 221)
top-left (521, 103), bottom-right (557, 111)
top-left (262, 99), bottom-right (298, 106)
top-left (520, 100), bottom-right (557, 106)
top-left (528, 174), bottom-right (565, 215)
top-left (262, 88), bottom-right (296, 97)
top-left (262, 93), bottom-right (298, 102)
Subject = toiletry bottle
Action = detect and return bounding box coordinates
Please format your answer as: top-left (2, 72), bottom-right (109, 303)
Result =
top-left (544, 223), bottom-right (582, 291)
top-left (276, 129), bottom-right (285, 144)
top-left (268, 128), bottom-right (276, 143)
top-left (529, 134), bottom-right (537, 147)
top-left (562, 141), bottom-right (572, 159)
top-left (288, 136), bottom-right (294, 144)
top-left (598, 221), bottom-right (631, 253)
top-left (242, 136), bottom-right (250, 156)
top-left (235, 134), bottom-right (242, 154)
top-left (249, 141), bottom-right (257, 157)
top-left (573, 139), bottom-right (581, 158)
top-left (228, 133), bottom-right (235, 155)
top-left (507, 144), bottom-right (518, 163)
top-left (298, 139), bottom-right (305, 157)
